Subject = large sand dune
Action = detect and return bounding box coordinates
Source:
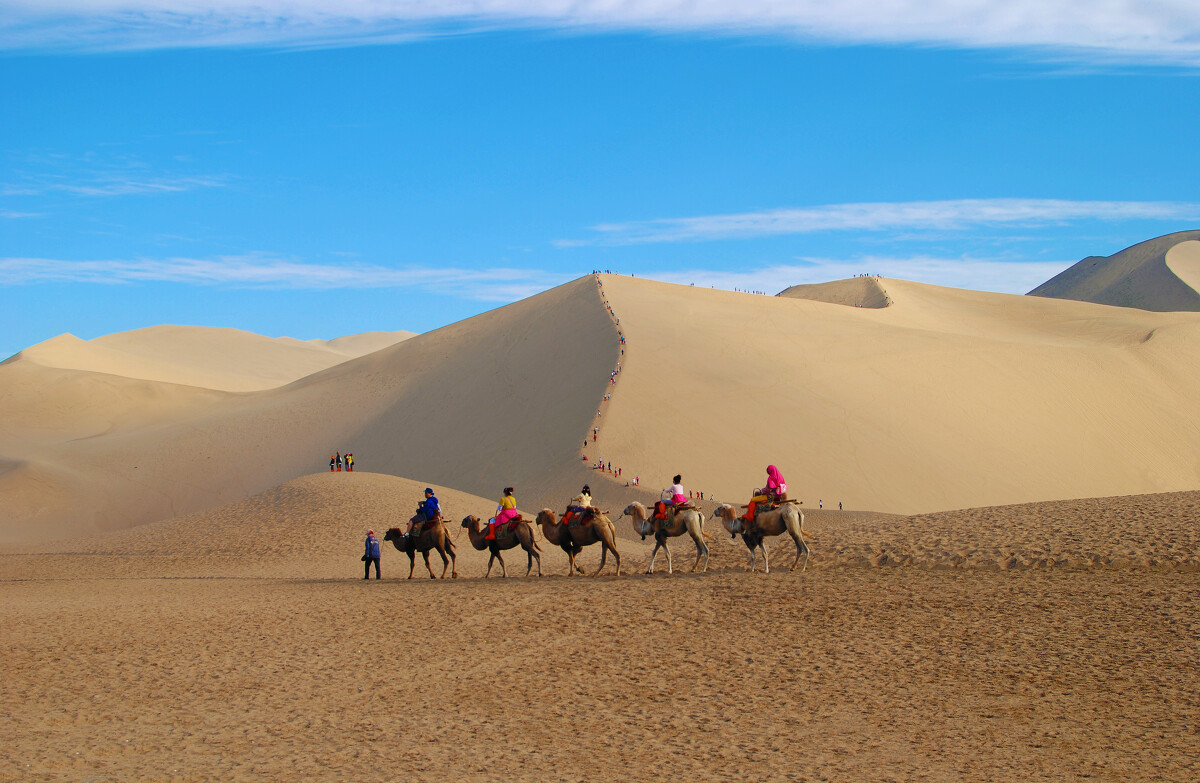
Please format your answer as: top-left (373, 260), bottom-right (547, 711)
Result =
top-left (5, 270), bottom-right (1200, 544)
top-left (0, 277), bottom-right (624, 543)
top-left (1029, 229), bottom-right (1200, 311)
top-left (596, 273), bottom-right (1200, 514)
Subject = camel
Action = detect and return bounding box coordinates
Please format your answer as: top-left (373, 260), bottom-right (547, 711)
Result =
top-left (461, 514), bottom-right (543, 578)
top-left (534, 509), bottom-right (621, 577)
top-left (714, 502), bottom-right (810, 573)
top-left (383, 516), bottom-right (458, 579)
top-left (621, 501), bottom-right (711, 574)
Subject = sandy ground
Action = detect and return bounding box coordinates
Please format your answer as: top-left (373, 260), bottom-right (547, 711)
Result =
top-left (3, 569), bottom-right (1196, 782)
top-left (2, 474), bottom-right (1198, 781)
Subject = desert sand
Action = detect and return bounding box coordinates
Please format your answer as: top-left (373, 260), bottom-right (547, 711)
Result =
top-left (1165, 240), bottom-right (1200, 296)
top-left (6, 268), bottom-right (1200, 544)
top-left (2, 473), bottom-right (1196, 781)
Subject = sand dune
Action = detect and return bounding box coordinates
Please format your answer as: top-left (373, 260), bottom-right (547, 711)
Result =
top-left (5, 269), bottom-right (1200, 544)
top-left (0, 277), bottom-right (625, 543)
top-left (779, 275), bottom-right (891, 308)
top-left (1029, 229), bottom-right (1200, 311)
top-left (596, 273), bottom-right (1200, 515)
top-left (9, 325), bottom-right (414, 392)
top-left (1165, 239), bottom-right (1200, 296)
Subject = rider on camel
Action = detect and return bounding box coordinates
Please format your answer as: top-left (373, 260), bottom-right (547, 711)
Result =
top-left (488, 487), bottom-right (519, 541)
top-left (408, 488), bottom-right (439, 538)
top-left (654, 475), bottom-right (688, 522)
top-left (743, 465), bottom-right (787, 528)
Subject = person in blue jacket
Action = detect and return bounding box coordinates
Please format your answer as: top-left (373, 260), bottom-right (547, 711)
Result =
top-left (363, 530), bottom-right (381, 580)
top-left (407, 488), bottom-right (440, 538)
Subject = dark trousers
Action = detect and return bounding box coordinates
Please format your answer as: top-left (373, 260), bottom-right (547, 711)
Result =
top-left (364, 557), bottom-right (380, 579)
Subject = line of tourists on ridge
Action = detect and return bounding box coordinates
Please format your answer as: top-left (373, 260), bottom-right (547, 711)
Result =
top-left (329, 452), bottom-right (355, 472)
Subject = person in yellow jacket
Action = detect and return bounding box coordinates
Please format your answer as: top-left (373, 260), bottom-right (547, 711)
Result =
top-left (488, 487), bottom-right (518, 541)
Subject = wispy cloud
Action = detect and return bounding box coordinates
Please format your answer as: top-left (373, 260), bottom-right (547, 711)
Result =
top-left (2, 151), bottom-right (228, 201)
top-left (0, 253), bottom-right (571, 301)
top-left (557, 199), bottom-right (1200, 246)
top-left (4, 1), bottom-right (1200, 64)
top-left (647, 256), bottom-right (1071, 296)
top-left (0, 209), bottom-right (41, 219)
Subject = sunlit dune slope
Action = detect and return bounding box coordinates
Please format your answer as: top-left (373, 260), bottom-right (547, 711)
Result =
top-left (6, 326), bottom-right (414, 392)
top-left (597, 273), bottom-right (1200, 514)
top-left (1029, 230), bottom-right (1200, 311)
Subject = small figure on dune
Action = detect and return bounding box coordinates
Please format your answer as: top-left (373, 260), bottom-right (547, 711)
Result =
top-left (363, 530), bottom-right (381, 580)
top-left (330, 454), bottom-right (336, 472)
top-left (336, 452), bottom-right (343, 472)
top-left (488, 486), bottom-right (519, 541)
top-left (346, 453), bottom-right (354, 472)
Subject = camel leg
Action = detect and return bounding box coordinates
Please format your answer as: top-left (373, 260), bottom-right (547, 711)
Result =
top-left (408, 554), bottom-right (417, 579)
top-left (662, 538), bottom-right (673, 575)
top-left (595, 544), bottom-right (608, 576)
top-left (496, 549), bottom-right (507, 578)
top-left (485, 552), bottom-right (495, 578)
top-left (689, 530), bottom-right (708, 573)
top-left (422, 550), bottom-right (436, 579)
top-left (563, 545), bottom-right (577, 577)
top-left (612, 541), bottom-right (621, 577)
top-left (790, 532), bottom-right (809, 573)
top-left (743, 538), bottom-right (756, 573)
top-left (646, 540), bottom-right (661, 574)
top-left (762, 542), bottom-right (770, 574)
top-left (572, 547), bottom-right (586, 574)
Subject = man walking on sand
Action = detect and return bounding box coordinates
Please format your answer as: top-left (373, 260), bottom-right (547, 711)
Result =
top-left (363, 530), bottom-right (381, 580)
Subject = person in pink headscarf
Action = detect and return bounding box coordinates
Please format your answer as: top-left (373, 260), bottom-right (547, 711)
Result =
top-left (744, 465), bottom-right (787, 523)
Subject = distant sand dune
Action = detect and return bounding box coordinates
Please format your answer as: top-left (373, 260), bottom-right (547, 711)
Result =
top-left (1165, 240), bottom-right (1200, 296)
top-left (8, 325), bottom-right (414, 392)
top-left (1029, 229), bottom-right (1200, 311)
top-left (778, 276), bottom-right (890, 308)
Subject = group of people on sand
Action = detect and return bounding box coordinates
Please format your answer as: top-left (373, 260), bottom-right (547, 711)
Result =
top-left (360, 465), bottom-right (799, 579)
top-left (329, 452), bottom-right (355, 472)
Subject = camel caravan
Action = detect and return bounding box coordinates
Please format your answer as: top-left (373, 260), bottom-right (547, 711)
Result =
top-left (378, 467), bottom-right (810, 580)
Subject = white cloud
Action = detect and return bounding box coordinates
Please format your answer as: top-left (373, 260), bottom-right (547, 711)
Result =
top-left (0, 253), bottom-right (572, 301)
top-left (559, 199), bottom-right (1200, 246)
top-left (646, 256), bottom-right (1071, 295)
top-left (3, 1), bottom-right (1200, 63)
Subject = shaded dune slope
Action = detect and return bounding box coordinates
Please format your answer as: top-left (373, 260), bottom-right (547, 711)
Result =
top-left (0, 277), bottom-right (622, 542)
top-left (1029, 230), bottom-right (1200, 311)
top-left (597, 274), bottom-right (1200, 514)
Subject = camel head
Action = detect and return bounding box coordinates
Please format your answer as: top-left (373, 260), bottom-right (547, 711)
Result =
top-left (536, 508), bottom-right (557, 527)
top-left (461, 515), bottom-right (480, 529)
top-left (622, 502), bottom-right (653, 537)
top-left (714, 504), bottom-right (743, 535)
top-left (383, 527), bottom-right (404, 543)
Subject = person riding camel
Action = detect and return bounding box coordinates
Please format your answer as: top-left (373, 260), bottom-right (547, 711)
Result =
top-left (654, 475), bottom-right (688, 523)
top-left (408, 487), bottom-right (440, 538)
top-left (743, 465), bottom-right (787, 527)
top-left (563, 484), bottom-right (592, 526)
top-left (488, 487), bottom-right (519, 541)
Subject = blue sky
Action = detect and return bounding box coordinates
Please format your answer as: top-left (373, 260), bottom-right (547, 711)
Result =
top-left (3, 2), bottom-right (1200, 359)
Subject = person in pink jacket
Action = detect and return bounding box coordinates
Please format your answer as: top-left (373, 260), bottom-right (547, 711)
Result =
top-left (744, 465), bottom-right (787, 523)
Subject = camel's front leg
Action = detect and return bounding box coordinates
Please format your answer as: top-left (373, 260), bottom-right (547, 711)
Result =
top-left (594, 544), bottom-right (608, 576)
top-left (563, 545), bottom-right (577, 576)
top-left (662, 539), bottom-right (673, 575)
top-left (485, 552), bottom-right (495, 578)
top-left (496, 550), bottom-right (507, 578)
top-left (790, 534), bottom-right (809, 573)
top-left (691, 532), bottom-right (709, 573)
top-left (761, 543), bottom-right (770, 574)
top-left (408, 554), bottom-right (417, 579)
top-left (422, 550), bottom-right (436, 579)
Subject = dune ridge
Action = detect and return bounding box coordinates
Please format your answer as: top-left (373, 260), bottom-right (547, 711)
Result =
top-left (778, 276), bottom-right (891, 308)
